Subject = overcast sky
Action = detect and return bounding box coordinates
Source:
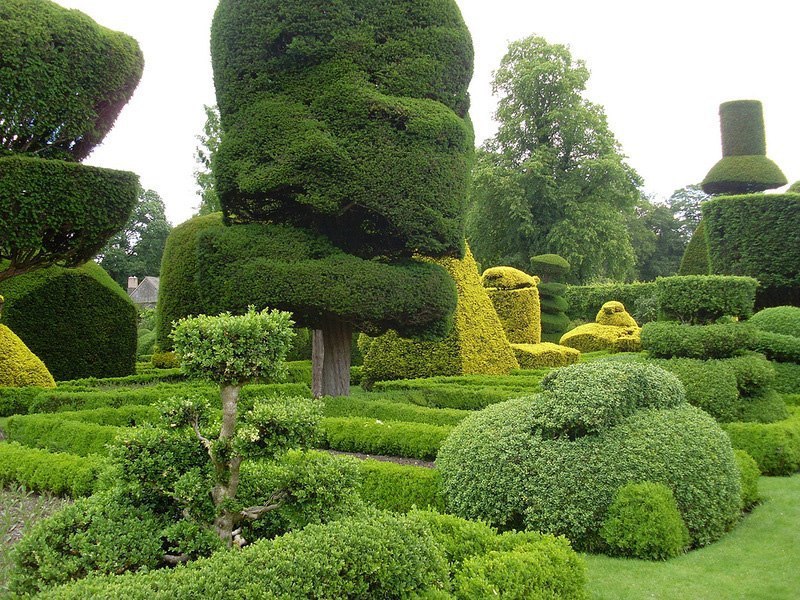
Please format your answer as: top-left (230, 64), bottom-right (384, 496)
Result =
top-left (54, 0), bottom-right (799, 225)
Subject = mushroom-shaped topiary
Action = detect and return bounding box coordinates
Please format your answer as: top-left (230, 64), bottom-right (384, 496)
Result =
top-left (436, 362), bottom-right (742, 552)
top-left (701, 100), bottom-right (787, 195)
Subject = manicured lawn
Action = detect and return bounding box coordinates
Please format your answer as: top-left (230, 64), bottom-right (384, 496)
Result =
top-left (586, 475), bottom-right (800, 599)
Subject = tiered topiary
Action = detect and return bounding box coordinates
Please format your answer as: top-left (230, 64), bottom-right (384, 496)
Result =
top-left (0, 295), bottom-right (56, 388)
top-left (698, 100), bottom-right (797, 308)
top-left (560, 301), bottom-right (641, 353)
top-left (530, 254), bottom-right (571, 343)
top-left (0, 0), bottom-right (142, 283)
top-left (360, 246), bottom-right (519, 385)
top-left (0, 262), bottom-right (137, 380)
top-left (481, 267), bottom-right (541, 344)
top-left (436, 362), bottom-right (743, 553)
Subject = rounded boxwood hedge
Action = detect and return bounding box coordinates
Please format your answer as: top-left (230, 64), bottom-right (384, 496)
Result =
top-left (656, 275), bottom-right (757, 324)
top-left (0, 262), bottom-right (137, 380)
top-left (436, 362), bottom-right (742, 552)
top-left (748, 306), bottom-right (800, 339)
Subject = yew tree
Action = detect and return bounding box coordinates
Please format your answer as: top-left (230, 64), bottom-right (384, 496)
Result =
top-left (206, 0), bottom-right (475, 396)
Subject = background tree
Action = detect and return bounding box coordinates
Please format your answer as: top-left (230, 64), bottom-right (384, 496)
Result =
top-left (193, 105), bottom-right (222, 216)
top-left (466, 35), bottom-right (642, 284)
top-left (628, 196), bottom-right (688, 281)
top-left (98, 188), bottom-right (172, 287)
top-left (666, 184), bottom-right (708, 240)
top-left (161, 0), bottom-right (475, 397)
top-left (0, 0), bottom-right (142, 282)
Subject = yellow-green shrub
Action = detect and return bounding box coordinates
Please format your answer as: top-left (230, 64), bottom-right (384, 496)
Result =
top-left (561, 301), bottom-right (641, 353)
top-left (512, 343), bottom-right (580, 369)
top-left (0, 324), bottom-right (55, 388)
top-left (596, 301), bottom-right (638, 328)
top-left (362, 246), bottom-right (518, 384)
top-left (482, 267), bottom-right (541, 344)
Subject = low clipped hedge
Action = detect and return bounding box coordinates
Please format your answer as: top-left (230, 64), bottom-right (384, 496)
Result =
top-left (565, 282), bottom-right (657, 323)
top-left (749, 330), bottom-right (800, 363)
top-left (324, 396), bottom-right (469, 427)
top-left (321, 417), bottom-right (451, 460)
top-left (511, 342), bottom-right (580, 369)
top-left (0, 442), bottom-right (102, 497)
top-left (655, 275), bottom-right (758, 324)
top-left (723, 407), bottom-right (800, 476)
top-left (641, 321), bottom-right (756, 359)
top-left (1, 415), bottom-right (121, 456)
top-left (734, 449), bottom-right (761, 511)
top-left (358, 460), bottom-right (444, 513)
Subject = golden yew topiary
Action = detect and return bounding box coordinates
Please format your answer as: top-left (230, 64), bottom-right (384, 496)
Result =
top-left (561, 301), bottom-right (641, 353)
top-left (0, 296), bottom-right (55, 387)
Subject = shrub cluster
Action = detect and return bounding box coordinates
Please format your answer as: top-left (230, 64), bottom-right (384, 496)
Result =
top-left (437, 362), bottom-right (742, 551)
top-left (358, 460), bottom-right (445, 513)
top-left (0, 442), bottom-right (102, 497)
top-left (641, 321), bottom-right (756, 359)
top-left (723, 407), bottom-right (800, 475)
top-left (321, 417), bottom-right (451, 460)
top-left (655, 275), bottom-right (758, 324)
top-left (749, 330), bottom-right (800, 363)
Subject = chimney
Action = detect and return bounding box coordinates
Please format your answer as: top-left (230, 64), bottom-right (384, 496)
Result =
top-left (127, 276), bottom-right (139, 295)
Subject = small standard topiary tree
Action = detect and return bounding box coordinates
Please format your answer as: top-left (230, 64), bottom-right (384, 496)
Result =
top-left (701, 100), bottom-right (787, 195)
top-left (171, 307), bottom-right (299, 545)
top-left (0, 0), bottom-right (143, 282)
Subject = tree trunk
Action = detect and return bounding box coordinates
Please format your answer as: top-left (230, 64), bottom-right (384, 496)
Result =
top-left (311, 329), bottom-right (325, 398)
top-left (316, 320), bottom-right (352, 397)
top-left (211, 383), bottom-right (242, 546)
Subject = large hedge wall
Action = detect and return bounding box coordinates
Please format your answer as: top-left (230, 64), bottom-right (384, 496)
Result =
top-left (0, 0), bottom-right (143, 161)
top-left (361, 246), bottom-right (518, 384)
top-left (656, 275), bottom-right (757, 324)
top-left (0, 262), bottom-right (137, 380)
top-left (703, 193), bottom-right (800, 307)
top-left (210, 0), bottom-right (474, 259)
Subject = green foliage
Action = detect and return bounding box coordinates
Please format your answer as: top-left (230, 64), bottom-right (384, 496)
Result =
top-left (172, 306), bottom-right (295, 386)
top-left (358, 460), bottom-right (445, 513)
top-left (0, 442), bottom-right (102, 496)
top-left (628, 198), bottom-right (688, 281)
top-left (749, 330), bottom-right (800, 363)
top-left (193, 104), bottom-right (222, 215)
top-left (466, 37), bottom-right (641, 283)
top-left (601, 482), bottom-right (689, 560)
top-left (718, 100), bottom-right (768, 156)
top-left (679, 220), bottom-right (711, 275)
top-left (0, 324), bottom-right (55, 388)
top-left (98, 189), bottom-right (172, 287)
top-left (703, 193), bottom-right (800, 307)
top-left (561, 302), bottom-right (641, 354)
top-left (749, 306), bottom-right (800, 338)
top-left (565, 282), bottom-right (657, 323)
top-left (437, 362), bottom-right (741, 550)
top-left (151, 351), bottom-right (180, 369)
top-left (0, 157), bottom-right (140, 282)
top-left (321, 417), bottom-right (451, 460)
top-left (733, 450), bottom-right (761, 510)
top-left (324, 396), bottom-right (469, 427)
top-left (772, 362), bottom-right (800, 394)
top-left (530, 254), bottom-right (571, 280)
top-left (9, 492), bottom-right (164, 595)
top-left (0, 262), bottom-right (137, 380)
top-left (483, 271), bottom-right (541, 345)
top-left (650, 358), bottom-right (741, 422)
top-left (656, 275), bottom-right (758, 324)
top-left (2, 415), bottom-right (120, 456)
top-left (0, 0), bottom-right (143, 161)
top-left (512, 342), bottom-right (580, 369)
top-left (641, 321), bottom-right (756, 359)
top-left (723, 408), bottom-right (800, 475)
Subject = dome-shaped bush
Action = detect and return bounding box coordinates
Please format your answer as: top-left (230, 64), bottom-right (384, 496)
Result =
top-left (436, 362), bottom-right (742, 552)
top-left (748, 306), bottom-right (800, 339)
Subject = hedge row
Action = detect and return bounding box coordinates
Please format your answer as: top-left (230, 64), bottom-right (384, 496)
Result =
top-left (641, 321), bottom-right (756, 359)
top-left (656, 275), bottom-right (758, 324)
top-left (324, 396), bottom-right (469, 427)
top-left (358, 460), bottom-right (444, 513)
top-left (723, 407), bottom-right (800, 475)
top-left (321, 417), bottom-right (451, 460)
top-left (773, 362), bottom-right (800, 394)
top-left (1, 416), bottom-right (121, 456)
top-left (0, 442), bottom-right (102, 497)
top-left (749, 330), bottom-right (800, 363)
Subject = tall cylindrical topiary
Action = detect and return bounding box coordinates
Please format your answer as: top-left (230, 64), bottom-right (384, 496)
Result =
top-left (701, 100), bottom-right (787, 195)
top-left (481, 266), bottom-right (541, 344)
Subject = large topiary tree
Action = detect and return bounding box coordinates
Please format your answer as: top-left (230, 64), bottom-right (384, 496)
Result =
top-left (173, 0), bottom-right (475, 397)
top-left (0, 0), bottom-right (143, 283)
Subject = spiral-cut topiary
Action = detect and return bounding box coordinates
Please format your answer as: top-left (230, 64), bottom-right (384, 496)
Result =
top-left (436, 362), bottom-right (742, 552)
top-left (701, 100), bottom-right (786, 195)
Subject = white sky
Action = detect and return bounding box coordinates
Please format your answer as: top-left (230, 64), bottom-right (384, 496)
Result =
top-left (54, 0), bottom-right (800, 225)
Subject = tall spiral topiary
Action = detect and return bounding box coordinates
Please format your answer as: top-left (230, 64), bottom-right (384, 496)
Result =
top-left (701, 100), bottom-right (787, 195)
top-left (531, 254), bottom-right (571, 343)
top-left (0, 0), bottom-right (143, 283)
top-left (198, 0), bottom-right (475, 396)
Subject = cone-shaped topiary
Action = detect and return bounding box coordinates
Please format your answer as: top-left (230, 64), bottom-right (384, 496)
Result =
top-left (361, 246), bottom-right (519, 385)
top-left (678, 220), bottom-right (711, 275)
top-left (701, 100), bottom-right (787, 195)
top-left (0, 296), bottom-right (56, 388)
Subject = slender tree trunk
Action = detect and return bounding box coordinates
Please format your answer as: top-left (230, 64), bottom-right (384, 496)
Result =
top-left (212, 383), bottom-right (242, 546)
top-left (311, 329), bottom-right (325, 398)
top-left (320, 320), bottom-right (352, 397)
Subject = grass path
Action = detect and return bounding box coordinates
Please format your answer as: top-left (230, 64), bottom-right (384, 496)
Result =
top-left (585, 475), bottom-right (800, 599)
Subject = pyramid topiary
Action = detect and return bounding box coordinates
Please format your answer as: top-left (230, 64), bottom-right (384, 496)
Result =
top-left (0, 296), bottom-right (55, 388)
top-left (361, 246), bottom-right (519, 385)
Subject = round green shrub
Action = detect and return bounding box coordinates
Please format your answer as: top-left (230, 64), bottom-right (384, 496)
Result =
top-left (0, 262), bottom-right (137, 380)
top-left (748, 306), bottom-right (800, 339)
top-left (749, 330), bottom-right (800, 363)
top-left (733, 449), bottom-right (761, 511)
top-left (737, 389), bottom-right (789, 424)
top-left (436, 362), bottom-right (741, 551)
top-left (788, 181), bottom-right (800, 193)
top-left (600, 481), bottom-right (690, 560)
